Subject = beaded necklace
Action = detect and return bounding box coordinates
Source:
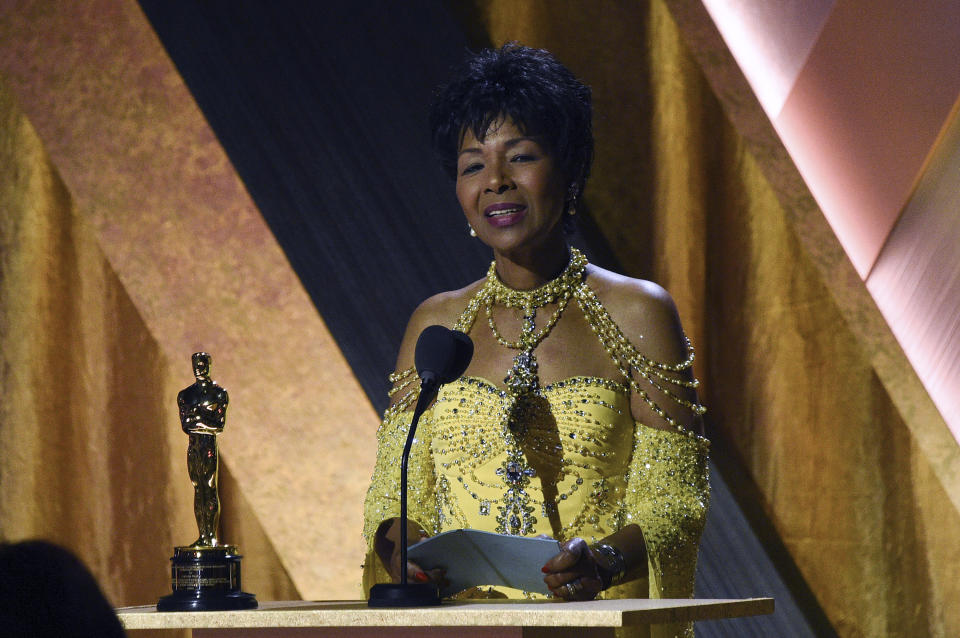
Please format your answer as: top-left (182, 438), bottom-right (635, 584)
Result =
top-left (481, 248), bottom-right (587, 397)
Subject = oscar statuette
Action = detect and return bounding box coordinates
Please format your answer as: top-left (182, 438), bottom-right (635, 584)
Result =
top-left (157, 352), bottom-right (257, 612)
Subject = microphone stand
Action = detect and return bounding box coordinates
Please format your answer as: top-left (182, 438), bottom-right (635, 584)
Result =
top-left (368, 376), bottom-right (442, 607)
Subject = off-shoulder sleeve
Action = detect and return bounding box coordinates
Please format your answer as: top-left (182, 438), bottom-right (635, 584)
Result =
top-left (623, 425), bottom-right (710, 600)
top-left (361, 399), bottom-right (439, 594)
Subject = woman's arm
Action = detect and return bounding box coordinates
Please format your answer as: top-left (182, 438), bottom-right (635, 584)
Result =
top-left (361, 396), bottom-right (441, 592)
top-left (618, 279), bottom-right (704, 436)
top-left (542, 422), bottom-right (710, 603)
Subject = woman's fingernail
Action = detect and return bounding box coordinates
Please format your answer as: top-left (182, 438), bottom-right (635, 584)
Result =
top-left (414, 571), bottom-right (429, 583)
top-left (541, 566), bottom-right (550, 573)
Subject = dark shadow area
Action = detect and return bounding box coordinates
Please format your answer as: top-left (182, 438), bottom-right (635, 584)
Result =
top-left (0, 540), bottom-right (126, 638)
top-left (138, 0), bottom-right (492, 412)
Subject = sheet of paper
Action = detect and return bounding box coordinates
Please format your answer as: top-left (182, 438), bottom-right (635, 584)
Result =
top-left (407, 528), bottom-right (562, 596)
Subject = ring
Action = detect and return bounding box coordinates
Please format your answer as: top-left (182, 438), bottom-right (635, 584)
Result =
top-left (564, 578), bottom-right (584, 598)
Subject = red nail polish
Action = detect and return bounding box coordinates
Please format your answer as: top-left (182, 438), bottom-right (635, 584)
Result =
top-left (541, 566), bottom-right (550, 573)
top-left (414, 571), bottom-right (429, 583)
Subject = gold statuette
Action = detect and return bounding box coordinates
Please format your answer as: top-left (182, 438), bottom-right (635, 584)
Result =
top-left (180, 352), bottom-right (228, 547)
top-left (158, 353), bottom-right (256, 612)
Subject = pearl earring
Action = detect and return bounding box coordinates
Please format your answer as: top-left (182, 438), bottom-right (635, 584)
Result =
top-left (566, 183), bottom-right (581, 215)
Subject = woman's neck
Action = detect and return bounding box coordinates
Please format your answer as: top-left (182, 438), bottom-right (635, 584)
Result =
top-left (493, 239), bottom-right (571, 290)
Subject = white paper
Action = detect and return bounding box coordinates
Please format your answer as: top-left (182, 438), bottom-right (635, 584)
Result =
top-left (407, 528), bottom-right (562, 596)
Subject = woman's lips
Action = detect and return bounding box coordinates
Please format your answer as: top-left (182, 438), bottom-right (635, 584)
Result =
top-left (484, 203), bottom-right (527, 227)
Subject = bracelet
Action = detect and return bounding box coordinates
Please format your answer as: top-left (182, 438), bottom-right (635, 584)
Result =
top-left (591, 542), bottom-right (627, 590)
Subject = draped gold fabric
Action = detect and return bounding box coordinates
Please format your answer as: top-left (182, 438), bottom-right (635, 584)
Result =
top-left (470, 1), bottom-right (960, 636)
top-left (0, 78), bottom-right (297, 621)
top-left (0, 77), bottom-right (183, 605)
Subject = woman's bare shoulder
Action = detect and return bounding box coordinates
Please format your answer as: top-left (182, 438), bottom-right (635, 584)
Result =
top-left (585, 266), bottom-right (702, 433)
top-left (585, 266), bottom-right (677, 320)
top-left (393, 278), bottom-right (485, 372)
top-left (585, 266), bottom-right (688, 362)
top-left (409, 278), bottom-right (485, 329)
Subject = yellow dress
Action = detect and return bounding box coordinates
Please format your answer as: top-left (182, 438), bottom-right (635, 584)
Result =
top-left (362, 375), bottom-right (710, 637)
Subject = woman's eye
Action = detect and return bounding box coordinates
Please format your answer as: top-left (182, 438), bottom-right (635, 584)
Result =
top-left (511, 154), bottom-right (535, 162)
top-left (460, 163), bottom-right (482, 175)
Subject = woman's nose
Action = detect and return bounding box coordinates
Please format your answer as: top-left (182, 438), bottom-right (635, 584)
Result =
top-left (485, 169), bottom-right (514, 193)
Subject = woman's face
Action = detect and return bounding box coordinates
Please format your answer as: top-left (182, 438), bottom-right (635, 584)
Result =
top-left (455, 117), bottom-right (567, 257)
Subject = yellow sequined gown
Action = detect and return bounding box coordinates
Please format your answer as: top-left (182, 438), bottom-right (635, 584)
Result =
top-left (363, 266), bottom-right (710, 638)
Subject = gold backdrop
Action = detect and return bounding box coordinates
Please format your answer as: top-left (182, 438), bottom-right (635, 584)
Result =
top-left (0, 82), bottom-right (184, 607)
top-left (2, 1), bottom-right (959, 636)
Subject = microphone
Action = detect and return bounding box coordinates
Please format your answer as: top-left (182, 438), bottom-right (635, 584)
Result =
top-left (368, 326), bottom-right (474, 607)
top-left (414, 325), bottom-right (474, 397)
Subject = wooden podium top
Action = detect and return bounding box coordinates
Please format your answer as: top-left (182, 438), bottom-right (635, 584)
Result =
top-left (118, 598), bottom-right (774, 631)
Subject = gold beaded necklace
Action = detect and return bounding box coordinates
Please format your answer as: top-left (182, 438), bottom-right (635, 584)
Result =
top-left (479, 248), bottom-right (587, 397)
top-left (394, 246), bottom-right (705, 436)
top-left (482, 249), bottom-right (586, 349)
top-left (447, 246), bottom-right (704, 434)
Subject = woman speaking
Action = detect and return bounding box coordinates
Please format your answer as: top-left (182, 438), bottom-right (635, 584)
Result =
top-left (363, 43), bottom-right (709, 638)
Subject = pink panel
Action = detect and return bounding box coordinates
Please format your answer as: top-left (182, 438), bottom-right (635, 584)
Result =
top-left (867, 105), bottom-right (960, 439)
top-left (701, 0), bottom-right (835, 117)
top-left (774, 0), bottom-right (960, 278)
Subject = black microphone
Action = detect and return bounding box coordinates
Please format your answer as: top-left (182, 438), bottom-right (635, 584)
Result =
top-left (447, 329), bottom-right (474, 381)
top-left (414, 325), bottom-right (474, 397)
top-left (368, 326), bottom-right (474, 607)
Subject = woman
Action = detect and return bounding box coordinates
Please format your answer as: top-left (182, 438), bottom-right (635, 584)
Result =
top-left (363, 44), bottom-right (709, 637)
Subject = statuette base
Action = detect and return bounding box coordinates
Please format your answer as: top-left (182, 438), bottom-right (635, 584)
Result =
top-left (157, 546), bottom-right (257, 612)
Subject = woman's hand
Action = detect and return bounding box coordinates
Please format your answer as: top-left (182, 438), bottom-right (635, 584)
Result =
top-left (375, 518), bottom-right (446, 585)
top-left (541, 537), bottom-right (604, 601)
top-left (544, 526), bottom-right (645, 599)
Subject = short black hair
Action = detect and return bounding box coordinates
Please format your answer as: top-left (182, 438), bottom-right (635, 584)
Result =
top-left (429, 43), bottom-right (593, 202)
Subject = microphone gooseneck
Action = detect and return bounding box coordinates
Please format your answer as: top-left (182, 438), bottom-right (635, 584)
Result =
top-left (368, 325), bottom-right (474, 607)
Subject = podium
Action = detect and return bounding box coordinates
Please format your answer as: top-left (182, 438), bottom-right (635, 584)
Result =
top-left (117, 598), bottom-right (774, 637)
